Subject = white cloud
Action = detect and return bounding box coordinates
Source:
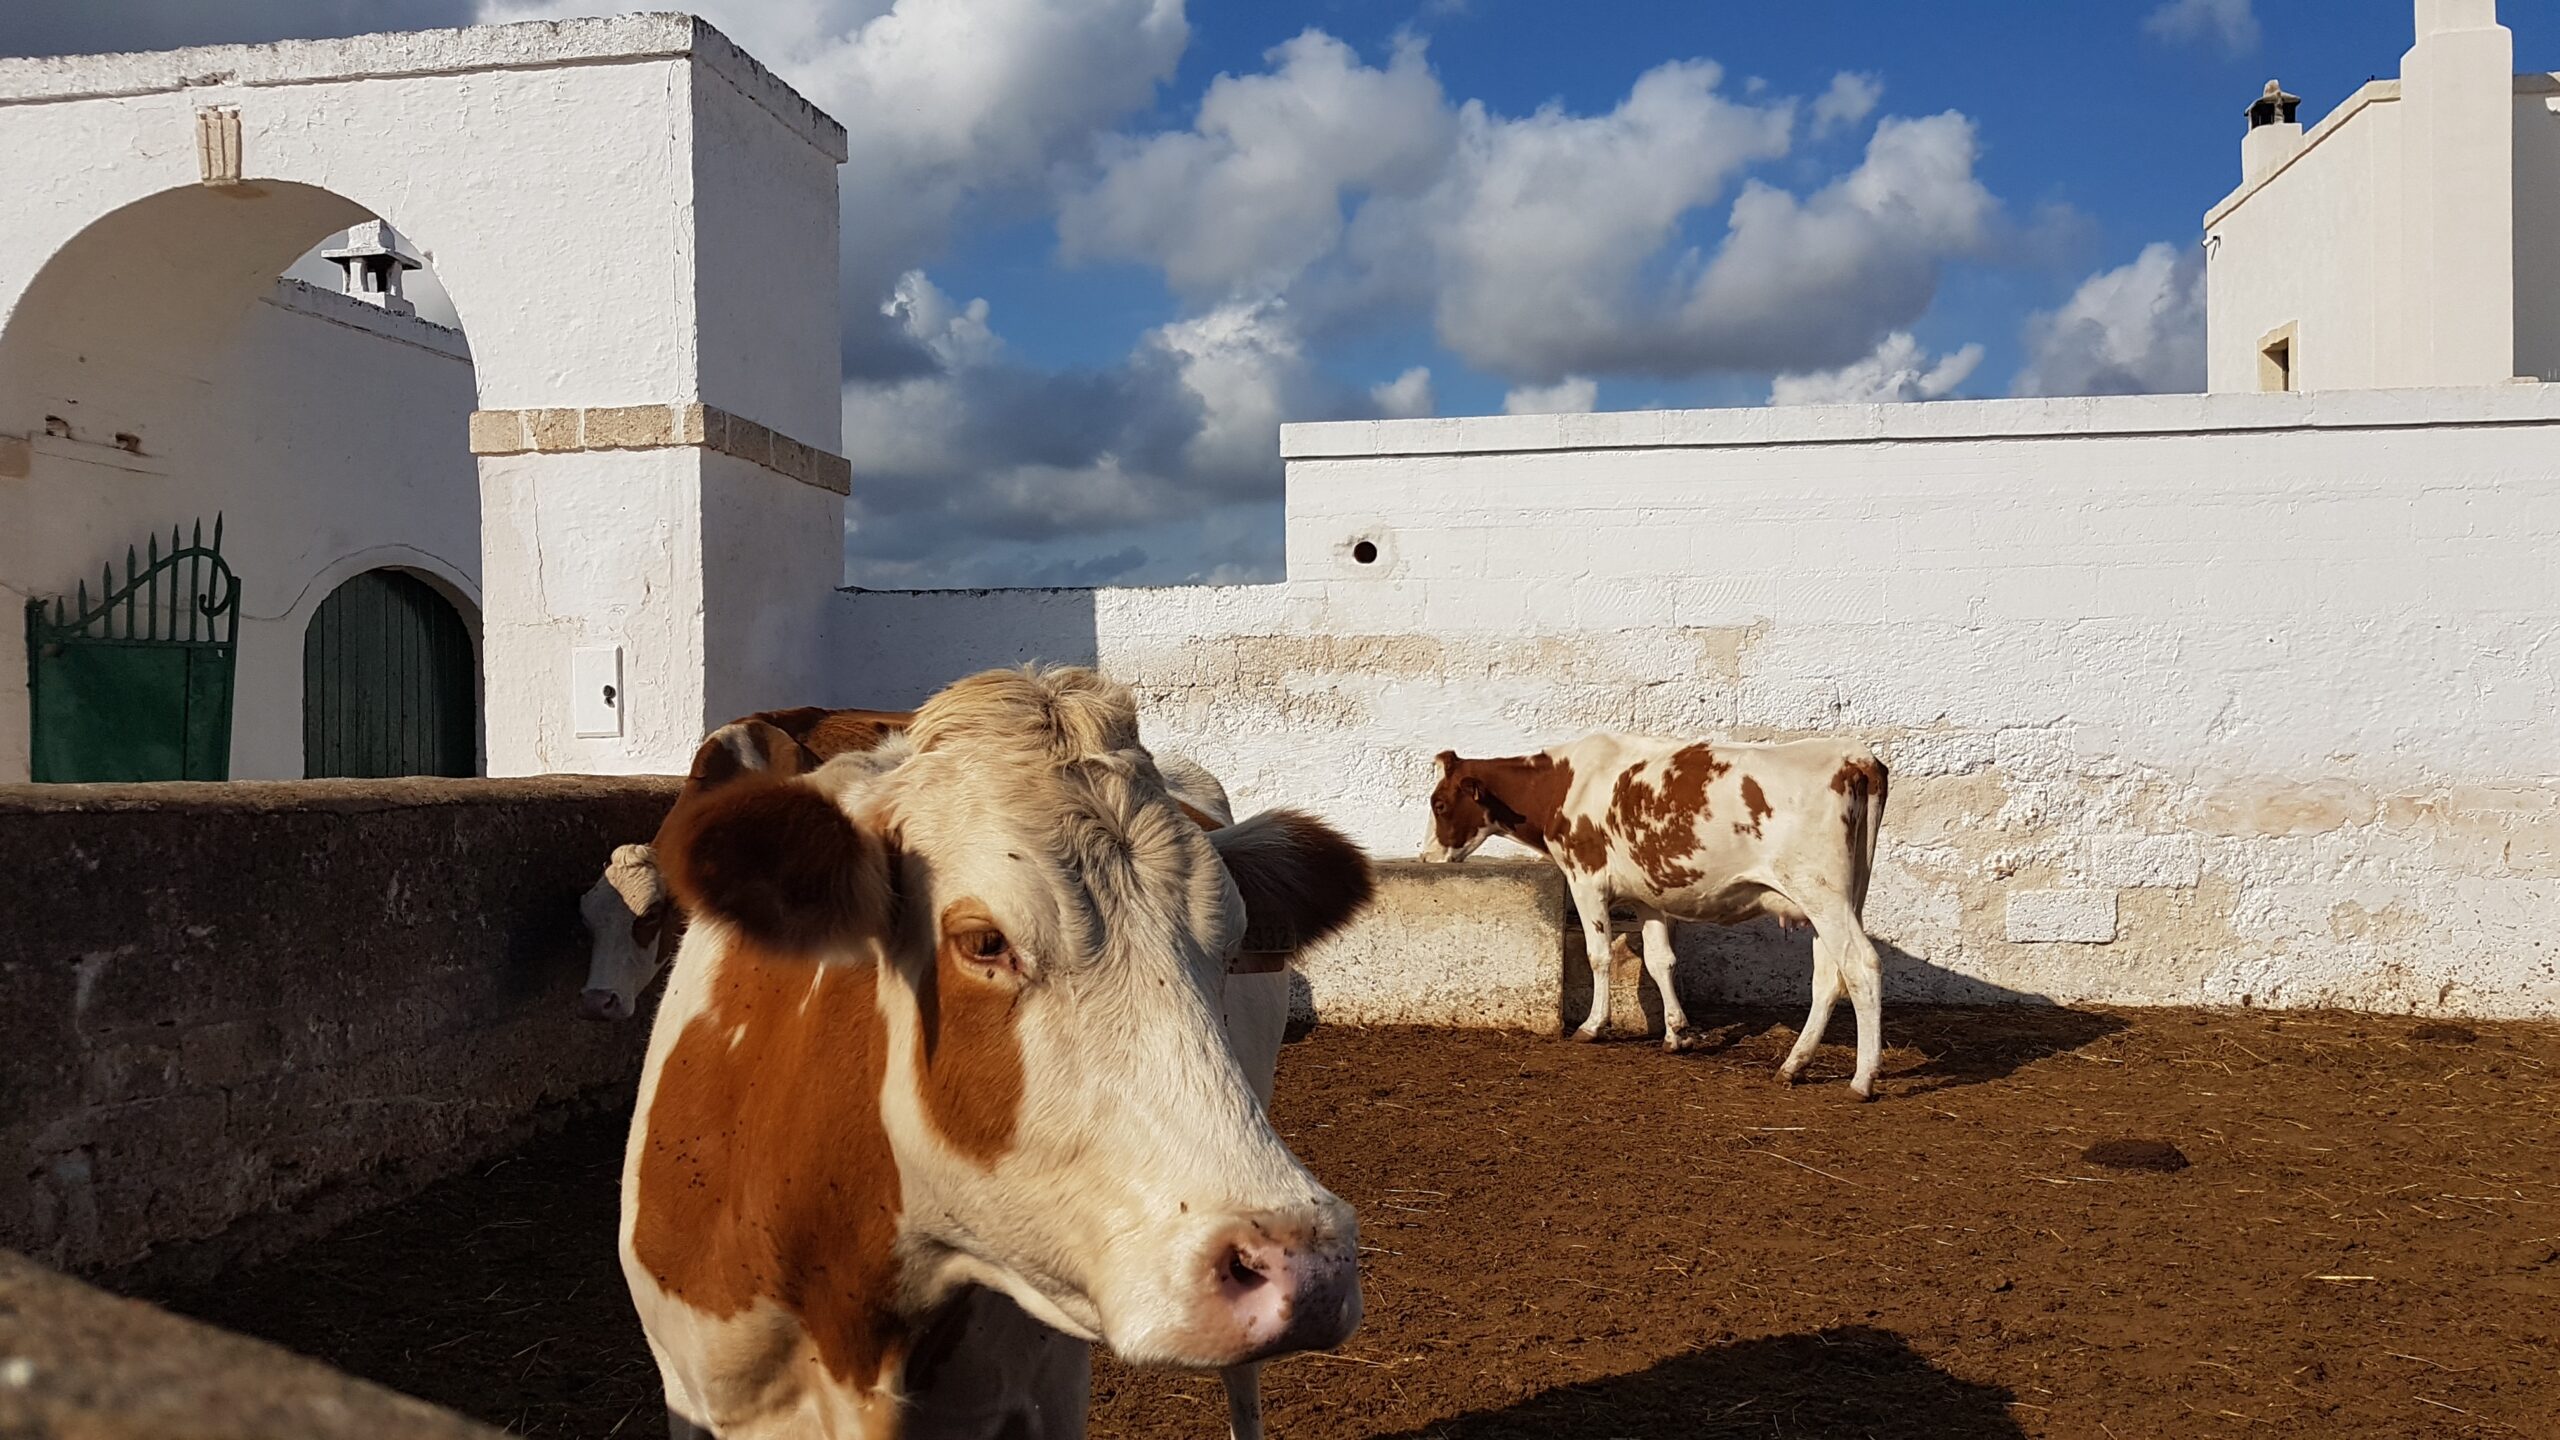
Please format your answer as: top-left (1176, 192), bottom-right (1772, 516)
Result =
top-left (1369, 366), bottom-right (1436, 418)
top-left (1060, 30), bottom-right (1454, 301)
top-left (1811, 72), bottom-right (1882, 138)
top-left (1066, 41), bottom-right (2000, 386)
top-left (2144, 0), bottom-right (2259, 55)
top-left (1502, 376), bottom-right (1598, 415)
top-left (1768, 332), bottom-right (1982, 406)
top-left (2011, 242), bottom-right (2207, 397)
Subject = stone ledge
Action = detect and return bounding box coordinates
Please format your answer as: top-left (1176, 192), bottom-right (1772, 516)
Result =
top-left (1294, 859), bottom-right (1568, 1032)
top-left (0, 1250), bottom-right (504, 1438)
top-left (466, 403), bottom-right (851, 494)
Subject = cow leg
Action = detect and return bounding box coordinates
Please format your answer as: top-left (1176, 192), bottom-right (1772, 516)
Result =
top-left (1571, 886), bottom-right (1613, 1041)
top-left (1640, 916), bottom-right (1693, 1051)
top-left (1776, 922), bottom-right (1841, 1087)
top-left (1221, 1362), bottom-right (1264, 1440)
top-left (1827, 910), bottom-right (1885, 1101)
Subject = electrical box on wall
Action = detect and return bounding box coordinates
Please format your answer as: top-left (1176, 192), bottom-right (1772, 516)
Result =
top-left (572, 646), bottom-right (624, 738)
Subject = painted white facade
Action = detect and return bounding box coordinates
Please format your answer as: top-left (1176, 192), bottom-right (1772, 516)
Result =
top-left (0, 275), bottom-right (477, 780)
top-left (0, 15), bottom-right (849, 782)
top-left (832, 391), bottom-right (2560, 1020)
top-left (2206, 0), bottom-right (2560, 390)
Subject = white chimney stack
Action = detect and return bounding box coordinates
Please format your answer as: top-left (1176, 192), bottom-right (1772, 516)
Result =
top-left (2242, 79), bottom-right (2304, 183)
top-left (321, 220), bottom-right (423, 316)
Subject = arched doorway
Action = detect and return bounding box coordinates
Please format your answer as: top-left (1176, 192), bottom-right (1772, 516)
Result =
top-left (302, 569), bottom-right (479, 778)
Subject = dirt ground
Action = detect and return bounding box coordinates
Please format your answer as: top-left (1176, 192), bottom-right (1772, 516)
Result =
top-left (148, 1006), bottom-right (2560, 1438)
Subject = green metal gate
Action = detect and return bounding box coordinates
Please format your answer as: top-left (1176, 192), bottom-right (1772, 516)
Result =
top-left (301, 568), bottom-right (479, 779)
top-left (25, 518), bottom-right (242, 783)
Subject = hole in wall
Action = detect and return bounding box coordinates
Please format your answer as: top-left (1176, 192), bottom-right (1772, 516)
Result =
top-left (1351, 539), bottom-right (1379, 565)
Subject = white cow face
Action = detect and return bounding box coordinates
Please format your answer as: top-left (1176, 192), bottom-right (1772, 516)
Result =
top-left (652, 668), bottom-right (1371, 1370)
top-left (578, 844), bottom-right (670, 1020)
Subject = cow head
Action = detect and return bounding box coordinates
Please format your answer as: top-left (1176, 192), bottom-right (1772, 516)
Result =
top-left (578, 843), bottom-right (674, 1020)
top-left (1422, 750), bottom-right (1510, 863)
top-left (656, 666), bottom-right (1371, 1370)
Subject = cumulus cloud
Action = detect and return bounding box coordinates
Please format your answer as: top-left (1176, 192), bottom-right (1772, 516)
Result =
top-left (1768, 332), bottom-right (1981, 406)
top-left (841, 275), bottom-right (1418, 585)
top-left (1502, 376), bottom-right (1598, 415)
top-left (0, 0), bottom-right (476, 57)
top-left (2143, 0), bottom-right (2259, 55)
top-left (1810, 72), bottom-right (1882, 138)
top-left (2011, 242), bottom-right (2207, 397)
top-left (1369, 366), bottom-right (1436, 418)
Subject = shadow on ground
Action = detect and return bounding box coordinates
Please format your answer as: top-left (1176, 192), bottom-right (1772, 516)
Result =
top-left (1369, 1326), bottom-right (2021, 1440)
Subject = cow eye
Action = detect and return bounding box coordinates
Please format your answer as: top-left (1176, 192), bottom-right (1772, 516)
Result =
top-left (962, 928), bottom-right (1014, 966)
top-left (1431, 797), bottom-right (1447, 814)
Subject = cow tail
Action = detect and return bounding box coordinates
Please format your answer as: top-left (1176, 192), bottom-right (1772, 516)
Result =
top-left (1848, 750), bottom-right (1887, 918)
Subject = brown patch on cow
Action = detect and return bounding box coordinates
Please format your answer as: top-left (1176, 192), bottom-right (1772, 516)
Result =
top-left (1608, 745), bottom-right (1730, 891)
top-left (1735, 775), bottom-right (1774, 838)
top-left (913, 900), bottom-right (1027, 1166)
top-left (761, 705), bottom-right (914, 762)
top-left (1444, 753), bottom-right (1610, 870)
top-left (631, 941), bottom-right (908, 1389)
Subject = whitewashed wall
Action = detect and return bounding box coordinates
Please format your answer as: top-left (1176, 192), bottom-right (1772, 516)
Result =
top-left (1, 279), bottom-right (476, 780)
top-left (2205, 3), bottom-right (2530, 391)
top-left (834, 389), bottom-right (2560, 1020)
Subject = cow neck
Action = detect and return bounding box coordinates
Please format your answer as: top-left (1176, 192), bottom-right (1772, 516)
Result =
top-left (1472, 752), bottom-right (1611, 872)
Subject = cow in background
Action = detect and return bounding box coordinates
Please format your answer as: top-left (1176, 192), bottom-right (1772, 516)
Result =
top-left (1423, 734), bottom-right (1889, 1097)
top-left (577, 707), bottom-right (912, 1020)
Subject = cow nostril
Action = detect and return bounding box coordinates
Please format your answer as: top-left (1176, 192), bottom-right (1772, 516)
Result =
top-left (1224, 1246), bottom-right (1268, 1290)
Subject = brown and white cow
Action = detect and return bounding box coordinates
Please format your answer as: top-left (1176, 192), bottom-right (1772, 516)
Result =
top-left (578, 707), bottom-right (915, 1020)
top-left (1422, 734), bottom-right (1889, 1097)
top-left (622, 667), bottom-right (1375, 1438)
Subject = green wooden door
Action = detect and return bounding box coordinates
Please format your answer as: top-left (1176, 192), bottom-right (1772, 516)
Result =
top-left (26, 520), bottom-right (240, 783)
top-left (302, 569), bottom-right (479, 778)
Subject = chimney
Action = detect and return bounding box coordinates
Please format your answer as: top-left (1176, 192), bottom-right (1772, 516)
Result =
top-left (2242, 80), bottom-right (2305, 183)
top-left (320, 220), bottom-right (423, 316)
top-left (2415, 0), bottom-right (2498, 41)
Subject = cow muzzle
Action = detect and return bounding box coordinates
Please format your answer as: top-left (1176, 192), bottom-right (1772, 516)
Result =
top-left (1188, 1205), bottom-right (1363, 1365)
top-left (580, 988), bottom-right (634, 1021)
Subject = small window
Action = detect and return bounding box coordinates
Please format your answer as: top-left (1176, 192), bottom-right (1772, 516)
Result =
top-left (2259, 330), bottom-right (2295, 392)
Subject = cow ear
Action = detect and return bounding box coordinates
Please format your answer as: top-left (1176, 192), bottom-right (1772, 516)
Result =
top-left (1434, 749), bottom-right (1458, 774)
top-left (659, 776), bottom-right (896, 958)
top-left (1209, 809), bottom-right (1376, 954)
top-left (1455, 775), bottom-right (1484, 798)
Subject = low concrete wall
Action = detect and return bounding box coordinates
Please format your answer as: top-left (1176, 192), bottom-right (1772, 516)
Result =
top-left (0, 1249), bottom-right (503, 1438)
top-left (0, 776), bottom-right (676, 1277)
top-left (1293, 860), bottom-right (1570, 1032)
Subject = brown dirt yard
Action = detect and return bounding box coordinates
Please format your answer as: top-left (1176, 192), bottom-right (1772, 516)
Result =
top-left (147, 1005), bottom-right (2560, 1439)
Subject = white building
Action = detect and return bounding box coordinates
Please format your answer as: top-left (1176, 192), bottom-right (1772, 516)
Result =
top-left (0, 16), bottom-right (849, 783)
top-left (2205, 0), bottom-right (2560, 390)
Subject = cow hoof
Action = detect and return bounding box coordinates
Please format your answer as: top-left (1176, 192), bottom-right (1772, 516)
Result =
top-left (1775, 1065), bottom-right (1804, 1085)
top-left (1570, 1026), bottom-right (1604, 1044)
top-left (1849, 1080), bottom-right (1877, 1103)
top-left (1661, 1029), bottom-right (1696, 1054)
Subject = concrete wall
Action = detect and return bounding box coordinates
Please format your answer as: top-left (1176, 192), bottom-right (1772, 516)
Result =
top-left (0, 775), bottom-right (674, 1277)
top-left (0, 1251), bottom-right (503, 1439)
top-left (2205, 3), bottom-right (2534, 391)
top-left (832, 389), bottom-right (2560, 1021)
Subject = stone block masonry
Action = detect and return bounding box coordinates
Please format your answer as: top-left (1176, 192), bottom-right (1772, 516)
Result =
top-left (466, 402), bottom-right (852, 494)
top-left (0, 776), bottom-right (677, 1276)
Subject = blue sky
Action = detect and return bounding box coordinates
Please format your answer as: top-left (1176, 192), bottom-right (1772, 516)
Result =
top-left (7, 1), bottom-right (2549, 586)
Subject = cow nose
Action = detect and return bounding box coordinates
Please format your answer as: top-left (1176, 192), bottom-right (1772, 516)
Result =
top-left (1205, 1209), bottom-right (1362, 1361)
top-left (580, 988), bottom-right (629, 1021)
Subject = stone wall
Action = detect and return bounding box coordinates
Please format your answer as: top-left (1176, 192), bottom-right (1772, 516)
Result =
top-left (0, 776), bottom-right (675, 1277)
top-left (0, 1250), bottom-right (503, 1438)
